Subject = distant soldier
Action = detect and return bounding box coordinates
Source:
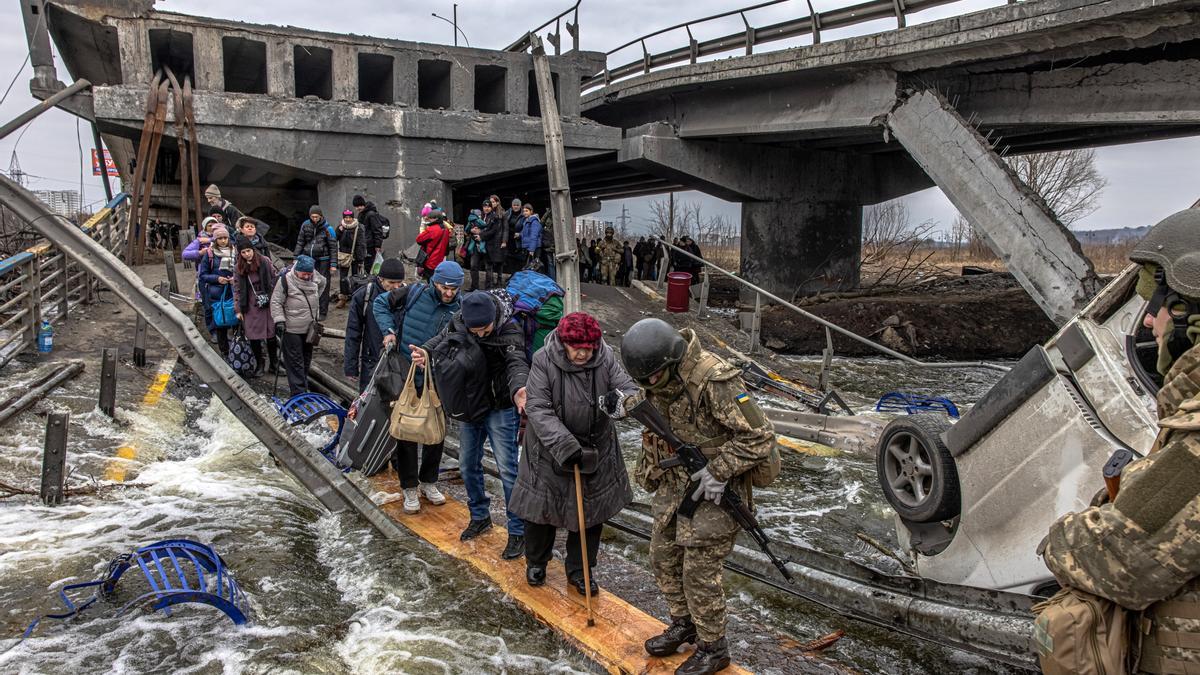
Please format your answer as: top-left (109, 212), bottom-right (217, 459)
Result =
top-left (1039, 208), bottom-right (1200, 674)
top-left (596, 226), bottom-right (622, 286)
top-left (619, 318), bottom-right (775, 675)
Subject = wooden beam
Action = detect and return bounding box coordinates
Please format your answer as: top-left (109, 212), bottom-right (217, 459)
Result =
top-left (369, 473), bottom-right (750, 675)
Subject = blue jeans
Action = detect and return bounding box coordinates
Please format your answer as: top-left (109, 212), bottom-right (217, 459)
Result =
top-left (458, 407), bottom-right (524, 535)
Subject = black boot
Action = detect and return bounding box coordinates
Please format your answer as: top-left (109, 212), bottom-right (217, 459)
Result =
top-left (675, 637), bottom-right (730, 675)
top-left (567, 571), bottom-right (599, 597)
top-left (460, 518), bottom-right (493, 541)
top-left (645, 615), bottom-right (697, 657)
top-left (501, 534), bottom-right (525, 560)
top-left (526, 565), bottom-right (546, 587)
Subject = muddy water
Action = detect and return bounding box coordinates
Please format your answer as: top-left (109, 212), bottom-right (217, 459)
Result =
top-left (0, 356), bottom-right (1008, 674)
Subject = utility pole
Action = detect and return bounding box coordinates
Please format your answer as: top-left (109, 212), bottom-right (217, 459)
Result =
top-left (530, 34), bottom-right (580, 313)
top-left (668, 192), bottom-right (675, 239)
top-left (616, 204), bottom-right (630, 235)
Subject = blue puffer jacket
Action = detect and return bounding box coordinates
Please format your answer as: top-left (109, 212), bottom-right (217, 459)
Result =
top-left (520, 214), bottom-right (542, 252)
top-left (371, 282), bottom-right (461, 370)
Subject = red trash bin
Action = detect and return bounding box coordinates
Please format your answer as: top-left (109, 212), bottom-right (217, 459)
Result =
top-left (666, 272), bottom-right (692, 312)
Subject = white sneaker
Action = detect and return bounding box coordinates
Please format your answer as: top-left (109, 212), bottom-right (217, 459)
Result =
top-left (403, 488), bottom-right (421, 514)
top-left (420, 482), bottom-right (446, 505)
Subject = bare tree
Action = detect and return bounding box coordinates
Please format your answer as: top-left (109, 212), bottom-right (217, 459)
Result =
top-left (646, 196), bottom-right (683, 241)
top-left (1006, 148), bottom-right (1107, 227)
top-left (860, 201), bottom-right (939, 287)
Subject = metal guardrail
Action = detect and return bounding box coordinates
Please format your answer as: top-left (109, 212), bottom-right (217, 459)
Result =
top-left (582, 0), bottom-right (979, 90)
top-left (0, 192), bottom-right (130, 368)
top-left (505, 1), bottom-right (581, 54)
top-left (653, 237), bottom-right (1010, 373)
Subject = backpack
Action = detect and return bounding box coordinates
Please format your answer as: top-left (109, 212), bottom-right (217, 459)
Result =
top-left (506, 270), bottom-right (564, 361)
top-left (429, 330), bottom-right (490, 423)
top-left (1032, 587), bottom-right (1133, 675)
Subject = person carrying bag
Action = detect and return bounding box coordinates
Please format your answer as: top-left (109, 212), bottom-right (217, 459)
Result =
top-left (388, 348), bottom-right (446, 446)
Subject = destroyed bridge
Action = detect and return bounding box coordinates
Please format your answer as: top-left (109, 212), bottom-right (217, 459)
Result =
top-left (19, 0), bottom-right (1200, 325)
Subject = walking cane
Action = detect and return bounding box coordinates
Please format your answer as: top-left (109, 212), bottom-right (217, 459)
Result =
top-left (573, 464), bottom-right (595, 627)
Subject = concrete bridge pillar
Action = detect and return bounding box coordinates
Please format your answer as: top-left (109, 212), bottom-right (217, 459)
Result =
top-left (317, 176), bottom-right (451, 257)
top-left (742, 198), bottom-right (862, 299)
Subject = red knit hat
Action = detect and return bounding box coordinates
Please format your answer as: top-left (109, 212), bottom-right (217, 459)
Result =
top-left (557, 312), bottom-right (602, 348)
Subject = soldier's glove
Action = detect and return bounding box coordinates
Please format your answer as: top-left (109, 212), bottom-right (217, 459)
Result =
top-left (690, 467), bottom-right (727, 505)
top-left (600, 389), bottom-right (629, 419)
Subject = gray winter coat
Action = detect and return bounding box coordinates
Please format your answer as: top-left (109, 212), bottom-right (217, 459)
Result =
top-left (269, 269), bottom-right (326, 334)
top-left (510, 333), bottom-right (639, 530)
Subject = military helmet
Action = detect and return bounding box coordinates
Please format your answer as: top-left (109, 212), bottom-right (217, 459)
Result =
top-left (1131, 209), bottom-right (1200, 299)
top-left (605, 226), bottom-right (615, 236)
top-left (620, 318), bottom-right (686, 383)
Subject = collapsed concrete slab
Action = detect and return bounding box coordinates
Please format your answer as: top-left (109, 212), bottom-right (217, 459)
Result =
top-left (885, 89), bottom-right (1103, 325)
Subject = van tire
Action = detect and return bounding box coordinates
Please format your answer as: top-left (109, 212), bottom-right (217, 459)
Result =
top-left (876, 415), bottom-right (960, 523)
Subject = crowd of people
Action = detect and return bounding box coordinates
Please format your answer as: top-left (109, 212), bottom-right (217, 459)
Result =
top-left (576, 231), bottom-right (706, 287)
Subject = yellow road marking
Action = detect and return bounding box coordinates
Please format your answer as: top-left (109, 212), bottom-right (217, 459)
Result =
top-left (103, 358), bottom-right (176, 482)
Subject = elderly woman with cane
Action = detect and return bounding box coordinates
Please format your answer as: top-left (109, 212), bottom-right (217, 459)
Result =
top-left (510, 312), bottom-right (638, 600)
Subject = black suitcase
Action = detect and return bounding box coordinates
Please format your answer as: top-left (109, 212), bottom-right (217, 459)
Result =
top-left (335, 387), bottom-right (394, 475)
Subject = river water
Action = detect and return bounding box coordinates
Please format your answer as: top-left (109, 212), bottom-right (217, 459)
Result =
top-left (0, 355), bottom-right (1008, 674)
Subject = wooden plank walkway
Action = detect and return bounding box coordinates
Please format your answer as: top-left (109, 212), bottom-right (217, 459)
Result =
top-left (369, 473), bottom-right (751, 675)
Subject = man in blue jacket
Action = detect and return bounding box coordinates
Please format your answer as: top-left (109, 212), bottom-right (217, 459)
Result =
top-left (344, 258), bottom-right (405, 393)
top-left (372, 260), bottom-right (464, 514)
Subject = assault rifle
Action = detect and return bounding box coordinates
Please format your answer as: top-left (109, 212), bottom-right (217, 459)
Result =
top-left (625, 398), bottom-right (794, 583)
top-left (1104, 448), bottom-right (1135, 501)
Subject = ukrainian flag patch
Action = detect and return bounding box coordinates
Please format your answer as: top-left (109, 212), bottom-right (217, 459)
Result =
top-left (735, 393), bottom-right (751, 404)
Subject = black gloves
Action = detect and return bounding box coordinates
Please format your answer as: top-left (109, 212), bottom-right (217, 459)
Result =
top-left (274, 322), bottom-right (285, 339)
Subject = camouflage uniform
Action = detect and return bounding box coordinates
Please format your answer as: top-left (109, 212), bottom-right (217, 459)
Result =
top-left (635, 329), bottom-right (775, 643)
top-left (1041, 344), bottom-right (1200, 673)
top-left (597, 237), bottom-right (622, 286)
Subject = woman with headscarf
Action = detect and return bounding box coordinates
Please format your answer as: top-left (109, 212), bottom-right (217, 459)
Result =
top-left (510, 312), bottom-right (638, 594)
top-left (197, 225), bottom-right (237, 356)
top-left (335, 209), bottom-right (368, 308)
top-left (232, 234), bottom-right (280, 376)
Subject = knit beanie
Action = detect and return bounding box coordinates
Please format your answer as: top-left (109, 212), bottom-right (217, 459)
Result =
top-left (557, 312), bottom-right (602, 349)
top-left (342, 209), bottom-right (354, 218)
top-left (309, 205), bottom-right (323, 218)
top-left (430, 261), bottom-right (464, 287)
top-left (353, 195), bottom-right (367, 207)
top-left (204, 184), bottom-right (221, 199)
top-left (201, 216), bottom-right (218, 231)
top-left (460, 292), bottom-right (495, 329)
top-left (378, 258), bottom-right (405, 281)
top-left (421, 203), bottom-right (433, 218)
top-left (211, 225), bottom-right (230, 240)
top-left (294, 255), bottom-right (315, 273)
top-left (234, 234), bottom-right (255, 252)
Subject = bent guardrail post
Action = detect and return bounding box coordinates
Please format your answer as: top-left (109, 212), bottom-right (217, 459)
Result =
top-left (0, 174), bottom-right (406, 540)
top-left (99, 347), bottom-right (117, 417)
top-left (41, 412), bottom-right (68, 506)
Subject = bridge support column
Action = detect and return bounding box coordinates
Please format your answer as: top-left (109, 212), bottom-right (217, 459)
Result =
top-left (742, 197), bottom-right (862, 300)
top-left (317, 177), bottom-right (451, 258)
top-left (886, 89), bottom-right (1102, 325)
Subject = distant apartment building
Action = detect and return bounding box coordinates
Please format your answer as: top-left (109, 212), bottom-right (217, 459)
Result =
top-left (34, 190), bottom-right (82, 218)
top-left (575, 217), bottom-right (613, 241)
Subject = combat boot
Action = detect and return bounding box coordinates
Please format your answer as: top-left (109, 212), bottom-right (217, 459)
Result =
top-left (645, 615), bottom-right (697, 657)
top-left (675, 637), bottom-right (730, 675)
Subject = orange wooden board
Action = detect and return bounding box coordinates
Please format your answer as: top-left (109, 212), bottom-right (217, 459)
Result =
top-left (369, 473), bottom-right (750, 675)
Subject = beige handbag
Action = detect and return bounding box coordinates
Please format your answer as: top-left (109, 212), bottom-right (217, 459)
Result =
top-left (388, 356), bottom-right (446, 445)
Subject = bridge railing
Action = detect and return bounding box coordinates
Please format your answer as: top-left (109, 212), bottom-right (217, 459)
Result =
top-left (505, 1), bottom-right (581, 54)
top-left (583, 0), bottom-right (980, 91)
top-left (0, 192), bottom-right (130, 368)
top-left (652, 236), bottom-right (1009, 375)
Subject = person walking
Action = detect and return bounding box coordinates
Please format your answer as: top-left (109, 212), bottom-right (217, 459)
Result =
top-left (466, 208), bottom-right (489, 291)
top-left (204, 184), bottom-right (244, 227)
top-left (596, 227), bottom-right (621, 286)
top-left (512, 312), bottom-right (638, 593)
top-left (232, 234), bottom-right (280, 377)
top-left (518, 203), bottom-right (542, 267)
top-left (412, 290), bottom-right (529, 558)
top-left (197, 225), bottom-right (237, 357)
top-left (270, 255), bottom-right (325, 397)
top-left (374, 260), bottom-right (464, 513)
top-left (505, 197), bottom-right (525, 273)
top-left (293, 205), bottom-right (336, 319)
top-left (352, 194), bottom-right (388, 261)
top-left (620, 318), bottom-right (776, 674)
top-left (415, 210), bottom-right (451, 281)
top-left (344, 258), bottom-right (405, 393)
top-left (482, 199), bottom-right (507, 287)
top-left (234, 217), bottom-right (271, 259)
top-left (336, 209), bottom-right (368, 308)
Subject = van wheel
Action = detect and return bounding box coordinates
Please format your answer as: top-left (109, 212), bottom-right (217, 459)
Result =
top-left (876, 415), bottom-right (960, 523)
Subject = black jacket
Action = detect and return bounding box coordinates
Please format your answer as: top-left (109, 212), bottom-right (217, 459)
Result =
top-left (337, 223), bottom-right (369, 263)
top-left (344, 279), bottom-right (386, 385)
top-left (422, 292), bottom-right (528, 411)
top-left (293, 218), bottom-right (336, 260)
top-left (360, 203), bottom-right (386, 250)
top-left (482, 210), bottom-right (507, 263)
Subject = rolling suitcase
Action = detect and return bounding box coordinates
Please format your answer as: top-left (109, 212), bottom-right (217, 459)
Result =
top-left (335, 356), bottom-right (395, 475)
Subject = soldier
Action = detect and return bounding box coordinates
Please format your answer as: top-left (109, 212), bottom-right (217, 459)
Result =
top-left (618, 318), bottom-right (775, 675)
top-left (1039, 208), bottom-right (1200, 674)
top-left (597, 226), bottom-right (622, 286)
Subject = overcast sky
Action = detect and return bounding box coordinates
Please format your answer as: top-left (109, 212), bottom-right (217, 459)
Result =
top-left (1, 0), bottom-right (1196, 232)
